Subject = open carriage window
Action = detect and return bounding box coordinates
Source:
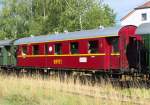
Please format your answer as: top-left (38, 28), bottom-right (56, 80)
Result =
top-left (55, 43), bottom-right (62, 55)
top-left (32, 45), bottom-right (39, 55)
top-left (70, 42), bottom-right (79, 54)
top-left (88, 40), bottom-right (99, 54)
top-left (22, 46), bottom-right (27, 55)
top-left (112, 37), bottom-right (119, 53)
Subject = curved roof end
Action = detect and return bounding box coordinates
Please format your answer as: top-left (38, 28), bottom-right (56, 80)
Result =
top-left (136, 23), bottom-right (150, 35)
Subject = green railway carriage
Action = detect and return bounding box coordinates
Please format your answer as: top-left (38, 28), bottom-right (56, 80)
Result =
top-left (0, 40), bottom-right (16, 66)
top-left (136, 23), bottom-right (150, 71)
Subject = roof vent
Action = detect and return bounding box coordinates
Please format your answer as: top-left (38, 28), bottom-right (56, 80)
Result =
top-left (55, 31), bottom-right (59, 35)
top-left (30, 35), bottom-right (34, 37)
top-left (64, 30), bottom-right (68, 34)
top-left (99, 25), bottom-right (104, 29)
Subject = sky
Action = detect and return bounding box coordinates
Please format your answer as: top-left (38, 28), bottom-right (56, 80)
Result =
top-left (104, 0), bottom-right (150, 24)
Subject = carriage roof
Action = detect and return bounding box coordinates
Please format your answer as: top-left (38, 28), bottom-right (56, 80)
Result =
top-left (136, 23), bottom-right (150, 35)
top-left (14, 26), bottom-right (124, 45)
top-left (0, 39), bottom-right (14, 47)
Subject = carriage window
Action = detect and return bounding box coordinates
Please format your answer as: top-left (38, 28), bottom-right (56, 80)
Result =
top-left (55, 43), bottom-right (62, 55)
top-left (112, 38), bottom-right (119, 53)
top-left (6, 47), bottom-right (11, 56)
top-left (32, 45), bottom-right (39, 55)
top-left (88, 40), bottom-right (99, 54)
top-left (22, 46), bottom-right (27, 55)
top-left (45, 43), bottom-right (49, 54)
top-left (0, 48), bottom-right (2, 55)
top-left (70, 42), bottom-right (79, 54)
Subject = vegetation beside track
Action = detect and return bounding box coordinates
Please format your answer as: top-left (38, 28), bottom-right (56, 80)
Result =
top-left (0, 75), bottom-right (149, 105)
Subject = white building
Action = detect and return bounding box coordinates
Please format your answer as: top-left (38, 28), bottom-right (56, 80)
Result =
top-left (121, 1), bottom-right (150, 26)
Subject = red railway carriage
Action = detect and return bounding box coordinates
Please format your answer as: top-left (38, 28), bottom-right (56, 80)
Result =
top-left (14, 25), bottom-right (140, 73)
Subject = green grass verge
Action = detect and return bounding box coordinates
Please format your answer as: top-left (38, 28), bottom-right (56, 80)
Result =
top-left (0, 75), bottom-right (149, 105)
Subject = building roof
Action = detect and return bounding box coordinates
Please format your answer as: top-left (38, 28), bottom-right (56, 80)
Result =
top-left (136, 22), bottom-right (150, 35)
top-left (121, 10), bottom-right (135, 21)
top-left (14, 26), bottom-right (123, 45)
top-left (135, 1), bottom-right (150, 9)
top-left (0, 39), bottom-right (14, 47)
top-left (121, 1), bottom-right (150, 21)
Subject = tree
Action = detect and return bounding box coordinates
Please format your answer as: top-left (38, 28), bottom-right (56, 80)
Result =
top-left (0, 0), bottom-right (116, 39)
top-left (0, 0), bottom-right (31, 38)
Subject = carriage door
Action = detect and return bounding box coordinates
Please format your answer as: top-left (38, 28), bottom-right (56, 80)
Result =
top-left (105, 38), bottom-right (111, 70)
top-left (110, 37), bottom-right (120, 69)
top-left (0, 47), bottom-right (2, 65)
top-left (138, 36), bottom-right (149, 71)
top-left (105, 37), bottom-right (119, 70)
top-left (120, 35), bottom-right (128, 70)
top-left (126, 37), bottom-right (139, 69)
top-left (143, 36), bottom-right (150, 69)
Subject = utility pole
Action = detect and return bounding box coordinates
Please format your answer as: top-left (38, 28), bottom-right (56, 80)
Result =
top-left (77, 0), bottom-right (83, 30)
top-left (79, 14), bottom-right (83, 30)
top-left (43, 0), bottom-right (46, 19)
top-left (30, 0), bottom-right (33, 18)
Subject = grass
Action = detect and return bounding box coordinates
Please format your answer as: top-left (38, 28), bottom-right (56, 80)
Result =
top-left (0, 75), bottom-right (149, 105)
